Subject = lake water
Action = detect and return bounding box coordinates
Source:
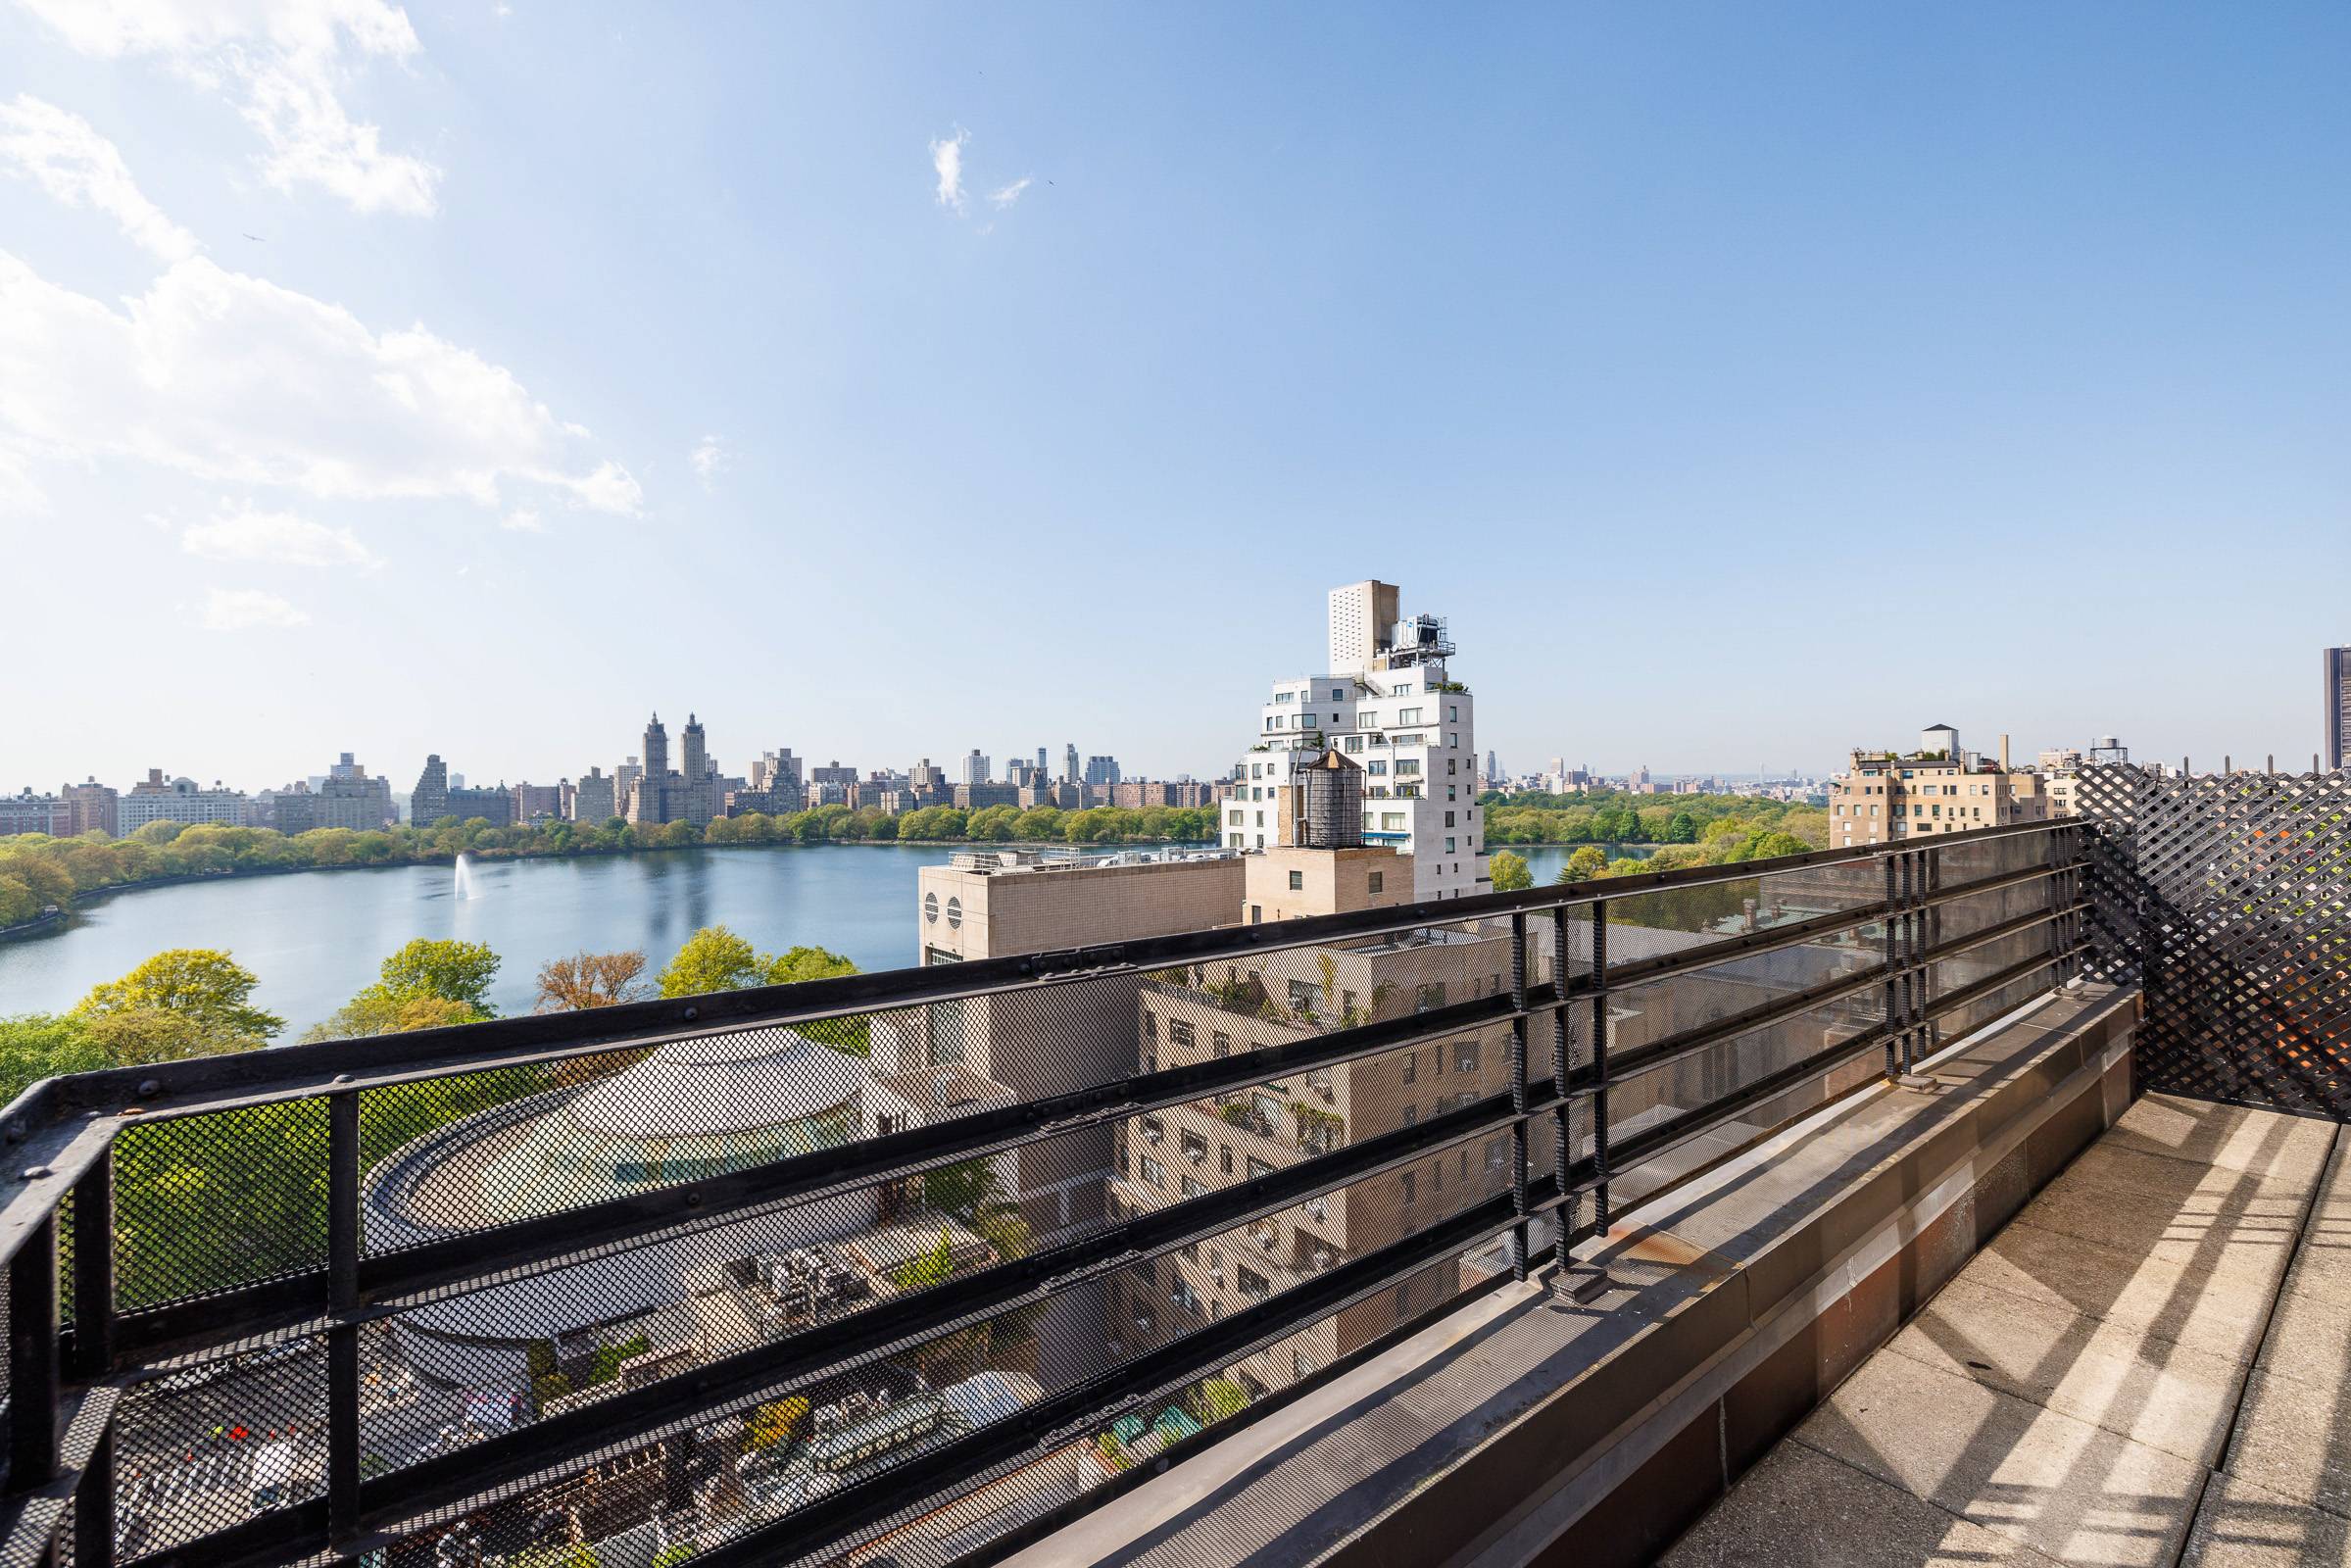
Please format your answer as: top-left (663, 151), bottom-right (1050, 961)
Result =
top-left (0, 842), bottom-right (1639, 1036)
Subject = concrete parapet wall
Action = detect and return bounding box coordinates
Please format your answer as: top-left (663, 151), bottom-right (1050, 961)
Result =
top-left (1011, 983), bottom-right (2140, 1568)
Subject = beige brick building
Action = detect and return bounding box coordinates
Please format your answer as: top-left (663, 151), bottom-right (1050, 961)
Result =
top-left (912, 850), bottom-right (1245, 1237)
top-left (1105, 842), bottom-right (1527, 1396)
top-left (1828, 726), bottom-right (2049, 849)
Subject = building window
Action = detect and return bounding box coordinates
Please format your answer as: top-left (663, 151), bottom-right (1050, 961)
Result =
top-left (1289, 870), bottom-right (1303, 891)
top-left (1369, 871), bottom-right (1384, 894)
top-left (1220, 1146), bottom-right (1233, 1175)
top-left (1181, 1177), bottom-right (1207, 1200)
top-left (1212, 1031), bottom-right (1231, 1057)
top-left (945, 896), bottom-right (962, 930)
top-left (1456, 1040), bottom-right (1480, 1074)
top-left (923, 892), bottom-right (939, 924)
top-left (1402, 1105), bottom-right (1417, 1127)
top-left (1402, 1053), bottom-right (1417, 1084)
top-left (1416, 982), bottom-right (1446, 1012)
top-left (1400, 1171), bottom-right (1416, 1206)
top-left (1140, 1156), bottom-right (1167, 1187)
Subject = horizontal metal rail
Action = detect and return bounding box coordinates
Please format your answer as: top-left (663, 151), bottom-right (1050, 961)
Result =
top-left (141, 921), bottom-right (2093, 1568)
top-left (0, 819), bottom-right (2083, 1568)
top-left (100, 853), bottom-right (2073, 1367)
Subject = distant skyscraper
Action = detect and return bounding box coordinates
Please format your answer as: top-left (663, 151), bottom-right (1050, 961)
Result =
top-left (642, 714), bottom-right (669, 782)
top-left (1036, 746), bottom-right (1048, 778)
top-left (572, 767), bottom-right (616, 823)
top-left (1486, 749), bottom-right (1498, 786)
top-left (1084, 755), bottom-right (1122, 788)
top-left (2328, 648), bottom-right (2351, 771)
top-left (1229, 580), bottom-right (1485, 901)
top-left (1064, 744), bottom-right (1079, 784)
top-left (963, 750), bottom-right (989, 787)
top-left (411, 756), bottom-right (449, 826)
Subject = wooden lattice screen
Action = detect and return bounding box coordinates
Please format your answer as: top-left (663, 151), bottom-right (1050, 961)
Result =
top-left (2076, 763), bottom-right (2351, 1117)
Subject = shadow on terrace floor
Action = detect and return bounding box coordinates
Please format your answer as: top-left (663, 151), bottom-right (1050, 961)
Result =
top-left (1664, 1092), bottom-right (2351, 1568)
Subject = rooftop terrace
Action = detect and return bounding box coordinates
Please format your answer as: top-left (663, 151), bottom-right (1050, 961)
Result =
top-left (0, 761), bottom-right (2341, 1568)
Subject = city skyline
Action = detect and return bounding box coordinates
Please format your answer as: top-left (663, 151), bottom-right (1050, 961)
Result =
top-left (5, 6), bottom-right (2347, 785)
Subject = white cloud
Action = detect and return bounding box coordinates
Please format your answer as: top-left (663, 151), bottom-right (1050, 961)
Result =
top-left (689, 434), bottom-right (724, 488)
top-left (929, 127), bottom-right (968, 213)
top-left (0, 443), bottom-right (44, 514)
top-left (0, 96), bottom-right (201, 260)
top-left (988, 176), bottom-right (1031, 210)
top-left (16, 0), bottom-right (441, 217)
top-left (194, 586), bottom-right (309, 630)
top-left (500, 506), bottom-right (540, 531)
top-left (0, 250), bottom-right (643, 514)
top-left (181, 499), bottom-right (382, 566)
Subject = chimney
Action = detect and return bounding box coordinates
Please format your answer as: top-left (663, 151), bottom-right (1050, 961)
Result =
top-left (1999, 733), bottom-right (2010, 771)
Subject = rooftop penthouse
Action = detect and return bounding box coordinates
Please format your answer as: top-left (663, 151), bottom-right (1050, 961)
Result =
top-left (3, 762), bottom-right (2347, 1568)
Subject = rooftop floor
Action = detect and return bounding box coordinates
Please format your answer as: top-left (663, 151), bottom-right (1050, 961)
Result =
top-left (1664, 1092), bottom-right (2351, 1568)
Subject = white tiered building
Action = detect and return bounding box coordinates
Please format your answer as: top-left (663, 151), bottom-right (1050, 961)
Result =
top-left (1228, 581), bottom-right (1488, 900)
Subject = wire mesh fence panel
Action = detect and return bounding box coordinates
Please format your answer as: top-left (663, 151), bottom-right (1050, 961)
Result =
top-left (113, 1099), bottom-right (328, 1313)
top-left (109, 1334), bottom-right (327, 1560)
top-left (2079, 765), bottom-right (2351, 1116)
top-left (2, 826), bottom-right (2098, 1568)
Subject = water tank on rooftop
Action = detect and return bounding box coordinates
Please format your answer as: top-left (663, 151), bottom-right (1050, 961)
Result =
top-left (1295, 749), bottom-right (1363, 849)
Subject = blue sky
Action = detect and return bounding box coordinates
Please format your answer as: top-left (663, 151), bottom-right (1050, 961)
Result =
top-left (3, 2), bottom-right (2345, 792)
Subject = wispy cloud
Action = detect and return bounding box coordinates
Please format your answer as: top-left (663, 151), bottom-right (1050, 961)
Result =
top-left (500, 506), bottom-right (541, 531)
top-left (988, 176), bottom-right (1032, 210)
top-left (929, 127), bottom-right (968, 214)
top-left (0, 96), bottom-right (200, 260)
top-left (0, 251), bottom-right (643, 516)
top-left (181, 500), bottom-right (382, 567)
top-left (17, 0), bottom-right (442, 217)
top-left (194, 586), bottom-right (309, 631)
top-left (690, 434), bottom-right (726, 489)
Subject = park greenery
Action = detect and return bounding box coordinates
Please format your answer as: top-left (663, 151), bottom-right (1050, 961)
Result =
top-left (1479, 789), bottom-right (1826, 853)
top-left (0, 804), bottom-right (1218, 932)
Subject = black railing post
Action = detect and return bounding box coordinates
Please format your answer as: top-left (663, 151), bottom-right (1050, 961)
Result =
top-left (1882, 853), bottom-right (1901, 1080)
top-left (8, 1211), bottom-right (61, 1544)
top-left (1591, 902), bottom-right (1611, 1231)
top-left (74, 1423), bottom-right (114, 1568)
top-left (327, 1087), bottom-right (361, 1544)
top-left (1916, 845), bottom-right (1942, 1068)
top-left (1549, 905), bottom-right (1575, 1272)
top-left (69, 1148), bottom-right (117, 1568)
top-left (69, 1149), bottom-right (114, 1381)
top-left (1889, 851), bottom-right (1908, 1071)
top-left (1507, 911), bottom-right (1529, 1284)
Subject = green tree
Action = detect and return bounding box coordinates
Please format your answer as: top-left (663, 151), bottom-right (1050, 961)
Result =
top-left (0, 1014), bottom-right (111, 1104)
top-left (658, 926), bottom-right (767, 996)
top-left (892, 1226), bottom-right (959, 1291)
top-left (1558, 846), bottom-right (1608, 884)
top-left (376, 938), bottom-right (502, 1013)
top-left (1489, 850), bottom-right (1534, 892)
top-left (1664, 811), bottom-right (1700, 844)
top-left (73, 949), bottom-right (283, 1046)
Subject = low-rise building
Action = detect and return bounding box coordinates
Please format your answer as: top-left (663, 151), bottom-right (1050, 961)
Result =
top-left (1828, 725), bottom-right (2048, 848)
top-left (117, 769), bottom-right (248, 832)
top-left (0, 790), bottom-right (72, 838)
top-left (61, 777), bottom-right (117, 838)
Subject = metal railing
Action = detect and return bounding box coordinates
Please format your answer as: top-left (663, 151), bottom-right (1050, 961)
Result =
top-left (0, 819), bottom-right (2091, 1568)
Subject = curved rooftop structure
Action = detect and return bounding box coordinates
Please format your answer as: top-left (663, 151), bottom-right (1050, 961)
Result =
top-left (367, 1026), bottom-right (875, 1370)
